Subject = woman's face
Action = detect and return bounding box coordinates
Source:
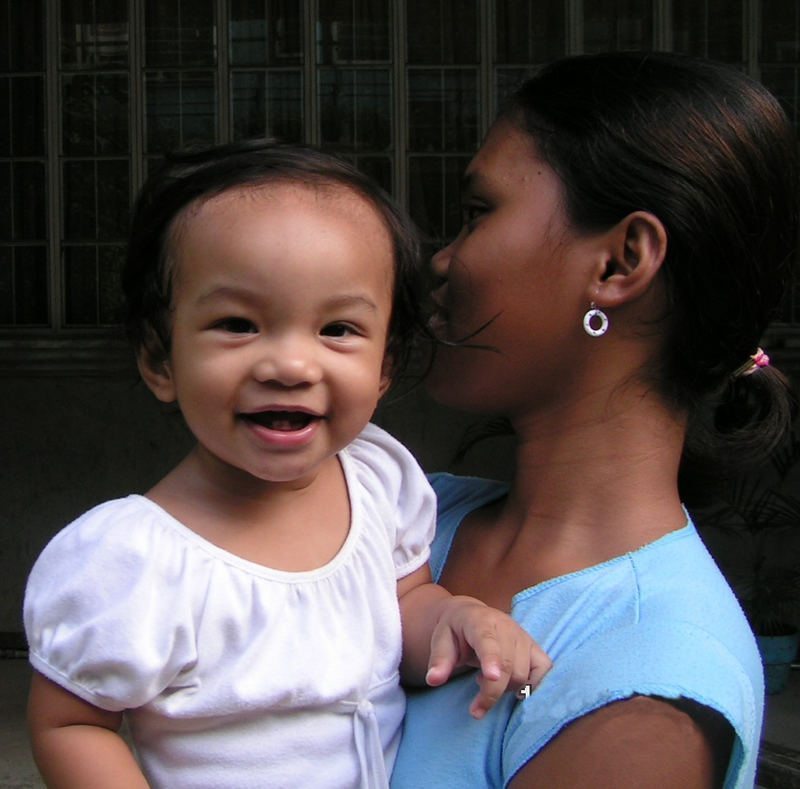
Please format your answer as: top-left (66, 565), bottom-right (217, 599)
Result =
top-left (426, 119), bottom-right (599, 418)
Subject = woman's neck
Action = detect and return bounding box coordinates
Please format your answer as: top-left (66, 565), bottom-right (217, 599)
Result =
top-left (502, 381), bottom-right (688, 566)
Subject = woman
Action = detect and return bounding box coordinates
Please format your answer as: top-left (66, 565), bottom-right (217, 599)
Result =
top-left (391, 52), bottom-right (797, 788)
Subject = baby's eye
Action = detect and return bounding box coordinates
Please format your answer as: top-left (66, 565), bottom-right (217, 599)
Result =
top-left (321, 322), bottom-right (359, 338)
top-left (215, 317), bottom-right (257, 334)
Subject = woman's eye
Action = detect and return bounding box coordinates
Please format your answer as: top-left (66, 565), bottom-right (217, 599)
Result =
top-left (215, 317), bottom-right (257, 334)
top-left (321, 322), bottom-right (358, 338)
top-left (462, 203), bottom-right (487, 226)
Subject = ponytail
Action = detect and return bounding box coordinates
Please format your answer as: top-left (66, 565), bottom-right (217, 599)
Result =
top-left (679, 363), bottom-right (797, 505)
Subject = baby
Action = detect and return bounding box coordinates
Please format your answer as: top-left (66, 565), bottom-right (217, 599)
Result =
top-left (25, 140), bottom-right (550, 789)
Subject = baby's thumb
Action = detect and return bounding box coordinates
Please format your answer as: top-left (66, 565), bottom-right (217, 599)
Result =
top-left (425, 627), bottom-right (460, 687)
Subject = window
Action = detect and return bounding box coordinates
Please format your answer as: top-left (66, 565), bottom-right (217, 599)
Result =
top-left (61, 0), bottom-right (131, 328)
top-left (2, 0), bottom-right (798, 373)
top-left (1, 0), bottom-right (47, 327)
top-left (407, 0), bottom-right (481, 245)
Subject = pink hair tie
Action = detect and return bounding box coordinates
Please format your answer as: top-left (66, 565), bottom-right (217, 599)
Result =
top-left (733, 347), bottom-right (770, 377)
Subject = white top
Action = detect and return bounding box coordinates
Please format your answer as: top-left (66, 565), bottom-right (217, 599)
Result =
top-left (25, 423), bottom-right (435, 789)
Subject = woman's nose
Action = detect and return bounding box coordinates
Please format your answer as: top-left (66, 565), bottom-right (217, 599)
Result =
top-left (430, 242), bottom-right (454, 284)
top-left (251, 339), bottom-right (323, 387)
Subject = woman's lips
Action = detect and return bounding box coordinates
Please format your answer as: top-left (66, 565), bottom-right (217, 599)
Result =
top-left (427, 305), bottom-right (448, 336)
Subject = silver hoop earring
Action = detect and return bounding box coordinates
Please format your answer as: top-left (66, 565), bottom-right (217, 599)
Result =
top-left (583, 303), bottom-right (609, 337)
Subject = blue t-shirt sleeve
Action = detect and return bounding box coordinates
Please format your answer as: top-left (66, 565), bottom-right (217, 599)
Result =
top-left (503, 620), bottom-right (761, 787)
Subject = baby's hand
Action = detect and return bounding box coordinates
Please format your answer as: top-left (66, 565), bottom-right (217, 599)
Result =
top-left (424, 596), bottom-right (551, 719)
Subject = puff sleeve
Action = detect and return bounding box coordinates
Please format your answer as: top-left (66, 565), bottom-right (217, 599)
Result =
top-left (345, 423), bottom-right (436, 579)
top-left (24, 497), bottom-right (201, 711)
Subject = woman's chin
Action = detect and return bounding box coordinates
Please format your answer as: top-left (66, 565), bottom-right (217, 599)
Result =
top-left (426, 363), bottom-right (486, 413)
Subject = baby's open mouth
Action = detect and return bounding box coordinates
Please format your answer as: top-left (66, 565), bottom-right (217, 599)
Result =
top-left (244, 411), bottom-right (317, 431)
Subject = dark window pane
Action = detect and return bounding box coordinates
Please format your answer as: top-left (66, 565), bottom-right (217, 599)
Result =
top-left (495, 0), bottom-right (565, 64)
top-left (230, 4), bottom-right (270, 65)
top-left (13, 161), bottom-right (46, 240)
top-left (583, 0), bottom-right (652, 52)
top-left (60, 0), bottom-right (129, 69)
top-left (96, 72), bottom-right (130, 152)
top-left (181, 76), bottom-right (217, 143)
top-left (408, 71), bottom-right (441, 150)
top-left (232, 70), bottom-right (303, 141)
top-left (145, 70), bottom-right (217, 152)
top-left (408, 154), bottom-right (470, 241)
top-left (318, 0), bottom-right (390, 64)
top-left (762, 0), bottom-right (800, 62)
top-left (232, 71), bottom-right (267, 137)
top-left (407, 0), bottom-right (478, 64)
top-left (672, 0), bottom-right (744, 61)
top-left (145, 0), bottom-right (215, 67)
top-left (12, 76), bottom-right (45, 156)
top-left (146, 72), bottom-right (181, 151)
top-left (408, 69), bottom-right (477, 152)
top-left (495, 67), bottom-right (538, 104)
top-left (762, 66), bottom-right (800, 133)
top-left (703, 0), bottom-right (743, 61)
top-left (0, 246), bottom-right (11, 323)
top-left (357, 155), bottom-right (391, 194)
top-left (180, 0), bottom-right (217, 65)
top-left (4, 0), bottom-right (44, 71)
top-left (230, 0), bottom-right (303, 65)
top-left (97, 160), bottom-right (130, 239)
top-left (319, 68), bottom-right (391, 150)
top-left (98, 244), bottom-right (125, 324)
top-left (0, 78), bottom-right (8, 155)
top-left (14, 245), bottom-right (49, 325)
top-left (63, 73), bottom-right (129, 155)
top-left (64, 245), bottom-right (97, 324)
top-left (0, 162), bottom-right (10, 240)
top-left (63, 161), bottom-right (97, 239)
top-left (62, 74), bottom-right (95, 154)
top-left (409, 155), bottom-right (443, 238)
top-left (145, 0), bottom-right (178, 66)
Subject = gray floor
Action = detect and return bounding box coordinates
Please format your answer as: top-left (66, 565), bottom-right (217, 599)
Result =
top-left (2, 657), bottom-right (798, 787)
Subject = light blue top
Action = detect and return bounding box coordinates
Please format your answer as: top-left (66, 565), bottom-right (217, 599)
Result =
top-left (391, 474), bottom-right (763, 788)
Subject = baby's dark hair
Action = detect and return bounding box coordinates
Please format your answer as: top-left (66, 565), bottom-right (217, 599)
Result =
top-left (502, 52), bottom-right (798, 496)
top-left (123, 138), bottom-right (424, 380)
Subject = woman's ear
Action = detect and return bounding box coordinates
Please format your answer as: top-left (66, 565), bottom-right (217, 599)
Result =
top-left (591, 211), bottom-right (667, 308)
top-left (137, 347), bottom-right (177, 404)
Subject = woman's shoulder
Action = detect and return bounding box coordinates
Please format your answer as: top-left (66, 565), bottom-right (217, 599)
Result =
top-left (504, 527), bottom-right (762, 788)
top-left (514, 521), bottom-right (758, 672)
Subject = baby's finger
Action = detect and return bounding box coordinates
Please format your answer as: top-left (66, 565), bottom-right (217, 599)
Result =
top-left (526, 644), bottom-right (553, 689)
top-left (425, 626), bottom-right (461, 687)
top-left (468, 622), bottom-right (513, 684)
top-left (468, 667), bottom-right (510, 719)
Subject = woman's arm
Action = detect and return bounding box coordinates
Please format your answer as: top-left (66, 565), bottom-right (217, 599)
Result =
top-left (397, 565), bottom-right (551, 719)
top-left (508, 695), bottom-right (733, 789)
top-left (28, 670), bottom-right (150, 789)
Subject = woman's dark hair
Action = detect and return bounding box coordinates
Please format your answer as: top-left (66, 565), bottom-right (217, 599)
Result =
top-left (502, 52), bottom-right (798, 496)
top-left (123, 138), bottom-right (424, 380)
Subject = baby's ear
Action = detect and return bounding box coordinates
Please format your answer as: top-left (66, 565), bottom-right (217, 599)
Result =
top-left (137, 344), bottom-right (176, 404)
top-left (378, 355), bottom-right (394, 397)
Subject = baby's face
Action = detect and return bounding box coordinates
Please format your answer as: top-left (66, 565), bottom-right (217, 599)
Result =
top-left (150, 182), bottom-right (395, 488)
